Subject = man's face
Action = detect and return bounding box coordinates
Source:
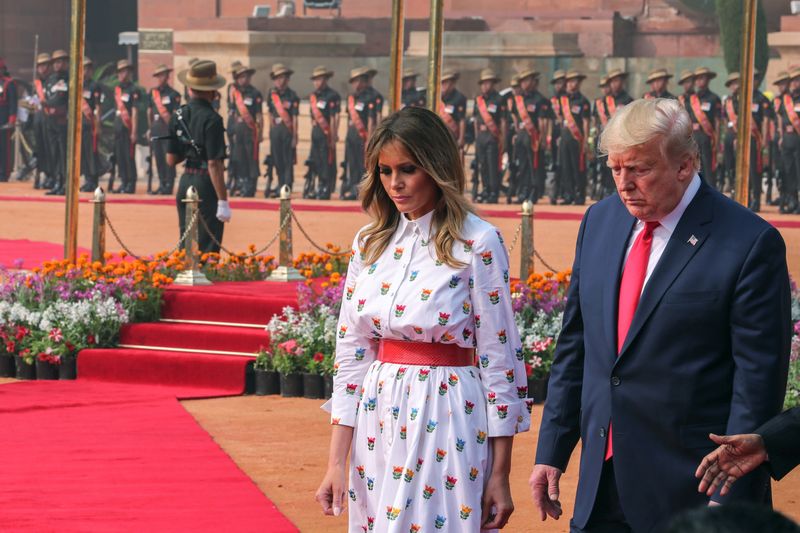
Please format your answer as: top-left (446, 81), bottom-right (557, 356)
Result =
top-left (37, 64), bottom-right (51, 78)
top-left (118, 68), bottom-right (130, 83)
top-left (695, 74), bottom-right (710, 91)
top-left (650, 78), bottom-right (667, 93)
top-left (441, 79), bottom-right (455, 94)
top-left (520, 76), bottom-right (533, 92)
top-left (791, 78), bottom-right (800, 94)
top-left (728, 80), bottom-right (739, 94)
top-left (351, 76), bottom-right (367, 93)
top-left (403, 77), bottom-right (415, 90)
top-left (479, 80), bottom-right (494, 95)
top-left (312, 77), bottom-right (326, 91)
top-left (610, 76), bottom-right (624, 94)
top-left (155, 72), bottom-right (169, 86)
top-left (553, 79), bottom-right (565, 93)
top-left (53, 58), bottom-right (67, 72)
top-left (273, 73), bottom-right (289, 90)
top-left (237, 72), bottom-right (251, 87)
top-left (566, 78), bottom-right (581, 93)
top-left (83, 66), bottom-right (93, 80)
top-left (777, 80), bottom-right (789, 94)
top-left (681, 79), bottom-right (694, 93)
top-left (600, 85), bottom-right (610, 96)
top-left (607, 136), bottom-right (694, 221)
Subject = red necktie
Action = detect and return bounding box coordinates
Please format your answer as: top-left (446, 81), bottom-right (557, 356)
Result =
top-left (605, 221), bottom-right (660, 461)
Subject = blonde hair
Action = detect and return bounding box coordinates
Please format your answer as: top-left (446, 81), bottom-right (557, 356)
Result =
top-left (358, 107), bottom-right (476, 268)
top-left (599, 98), bottom-right (699, 169)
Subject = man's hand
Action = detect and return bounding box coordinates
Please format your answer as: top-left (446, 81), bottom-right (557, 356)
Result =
top-left (529, 464), bottom-right (563, 521)
top-left (216, 200), bottom-right (232, 223)
top-left (695, 433), bottom-right (767, 497)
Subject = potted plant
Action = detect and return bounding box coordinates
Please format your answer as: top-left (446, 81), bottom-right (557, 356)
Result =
top-left (526, 346), bottom-right (553, 405)
top-left (253, 347), bottom-right (280, 396)
top-left (0, 323), bottom-right (23, 377)
top-left (36, 350), bottom-right (60, 380)
top-left (303, 352), bottom-right (326, 399)
top-left (273, 339), bottom-right (307, 398)
top-left (15, 349), bottom-right (36, 380)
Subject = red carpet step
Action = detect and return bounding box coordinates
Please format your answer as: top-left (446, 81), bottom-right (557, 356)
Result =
top-left (119, 322), bottom-right (270, 354)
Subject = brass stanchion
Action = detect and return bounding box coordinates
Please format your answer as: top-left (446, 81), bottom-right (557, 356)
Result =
top-left (426, 0), bottom-right (445, 112)
top-left (267, 185), bottom-right (304, 281)
top-left (734, 0), bottom-right (758, 207)
top-left (90, 187), bottom-right (106, 263)
top-left (64, 0), bottom-right (86, 262)
top-left (174, 186), bottom-right (212, 286)
top-left (520, 200), bottom-right (534, 278)
top-left (389, 0), bottom-right (405, 113)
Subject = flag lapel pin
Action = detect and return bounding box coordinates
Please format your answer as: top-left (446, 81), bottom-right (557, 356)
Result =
top-left (688, 235), bottom-right (698, 246)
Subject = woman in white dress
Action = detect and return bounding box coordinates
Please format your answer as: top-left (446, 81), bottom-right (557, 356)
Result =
top-left (316, 107), bottom-right (531, 532)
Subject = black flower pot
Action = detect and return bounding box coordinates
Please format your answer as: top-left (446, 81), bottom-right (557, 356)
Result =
top-left (303, 373), bottom-right (325, 399)
top-left (36, 359), bottom-right (59, 380)
top-left (255, 369), bottom-right (280, 396)
top-left (323, 374), bottom-right (333, 399)
top-left (0, 354), bottom-right (15, 377)
top-left (14, 356), bottom-right (36, 380)
top-left (528, 374), bottom-right (550, 405)
top-left (279, 373), bottom-right (304, 397)
top-left (59, 357), bottom-right (77, 380)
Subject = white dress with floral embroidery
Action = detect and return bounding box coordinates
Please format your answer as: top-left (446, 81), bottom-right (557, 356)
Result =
top-left (330, 209), bottom-right (531, 533)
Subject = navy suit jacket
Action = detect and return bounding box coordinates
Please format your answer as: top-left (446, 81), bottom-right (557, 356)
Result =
top-left (760, 406), bottom-right (800, 481)
top-left (535, 181), bottom-right (792, 532)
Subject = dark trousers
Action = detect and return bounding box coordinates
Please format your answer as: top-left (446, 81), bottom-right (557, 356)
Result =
top-left (781, 132), bottom-right (800, 210)
top-left (113, 118), bottom-right (137, 193)
top-left (693, 130), bottom-right (715, 189)
top-left (514, 130), bottom-right (545, 202)
top-left (270, 122), bottom-right (293, 191)
top-left (176, 170), bottom-right (223, 254)
top-left (343, 125), bottom-right (365, 197)
top-left (476, 129), bottom-right (500, 200)
top-left (232, 120), bottom-right (260, 196)
top-left (225, 115), bottom-right (237, 191)
top-left (0, 122), bottom-right (11, 181)
top-left (310, 125), bottom-right (335, 198)
top-left (570, 461), bottom-right (632, 533)
top-left (33, 111), bottom-right (52, 184)
top-left (80, 117), bottom-right (100, 187)
top-left (150, 118), bottom-right (175, 194)
top-left (559, 128), bottom-right (585, 203)
top-left (47, 116), bottom-right (67, 190)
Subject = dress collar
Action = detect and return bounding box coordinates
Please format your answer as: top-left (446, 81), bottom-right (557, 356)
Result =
top-left (394, 209), bottom-right (435, 244)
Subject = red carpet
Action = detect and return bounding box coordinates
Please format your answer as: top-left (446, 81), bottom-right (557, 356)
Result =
top-left (0, 380), bottom-right (297, 532)
top-left (0, 239), bottom-right (91, 269)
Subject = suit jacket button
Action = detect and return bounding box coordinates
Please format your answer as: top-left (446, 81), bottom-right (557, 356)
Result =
top-left (600, 428), bottom-right (606, 438)
top-left (611, 376), bottom-right (621, 386)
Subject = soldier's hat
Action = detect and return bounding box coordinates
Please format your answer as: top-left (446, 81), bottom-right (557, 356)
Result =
top-left (550, 69), bottom-right (566, 84)
top-left (478, 68), bottom-right (500, 84)
top-left (693, 66), bottom-right (717, 80)
top-left (83, 56), bottom-right (93, 67)
top-left (51, 50), bottom-right (69, 61)
top-left (606, 68), bottom-right (628, 81)
top-left (187, 57), bottom-right (200, 67)
top-left (310, 65), bottom-right (334, 80)
top-left (598, 76), bottom-right (609, 88)
top-left (517, 67), bottom-right (540, 82)
top-left (678, 69), bottom-right (695, 84)
top-left (152, 64), bottom-right (173, 77)
top-left (228, 60), bottom-right (243, 74)
top-left (116, 59), bottom-right (134, 73)
top-left (36, 53), bottom-right (52, 66)
top-left (366, 67), bottom-right (378, 78)
top-left (234, 64), bottom-right (256, 77)
top-left (349, 66), bottom-right (372, 82)
top-left (773, 71), bottom-right (790, 85)
top-left (789, 67), bottom-right (800, 81)
top-left (270, 63), bottom-right (293, 79)
top-left (177, 59), bottom-right (226, 91)
top-left (724, 72), bottom-right (740, 87)
top-left (402, 68), bottom-right (418, 79)
top-left (441, 68), bottom-right (459, 82)
top-left (510, 75), bottom-right (520, 88)
top-left (565, 70), bottom-right (586, 81)
top-left (646, 69), bottom-right (672, 83)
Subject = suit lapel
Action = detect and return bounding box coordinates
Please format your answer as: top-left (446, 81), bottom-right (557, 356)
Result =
top-left (616, 182), bottom-right (715, 361)
top-left (601, 198), bottom-right (636, 358)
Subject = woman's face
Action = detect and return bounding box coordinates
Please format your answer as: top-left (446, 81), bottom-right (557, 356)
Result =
top-left (378, 140), bottom-right (438, 221)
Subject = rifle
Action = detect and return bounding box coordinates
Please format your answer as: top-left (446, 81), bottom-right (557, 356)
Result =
top-left (470, 157), bottom-right (480, 202)
top-left (107, 153), bottom-right (117, 192)
top-left (146, 143), bottom-right (154, 194)
top-left (263, 154), bottom-right (275, 198)
top-left (302, 158), bottom-right (316, 199)
top-left (338, 158), bottom-right (348, 198)
top-left (506, 157), bottom-right (518, 204)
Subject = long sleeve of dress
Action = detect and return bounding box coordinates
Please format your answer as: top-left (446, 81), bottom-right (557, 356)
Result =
top-left (469, 227), bottom-right (531, 437)
top-left (330, 230), bottom-right (380, 427)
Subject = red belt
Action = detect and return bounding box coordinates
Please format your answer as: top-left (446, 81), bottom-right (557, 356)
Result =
top-left (378, 339), bottom-right (475, 367)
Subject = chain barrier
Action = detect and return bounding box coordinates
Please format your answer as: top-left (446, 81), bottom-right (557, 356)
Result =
top-left (196, 209), bottom-right (292, 258)
top-left (504, 220), bottom-right (560, 273)
top-left (505, 221), bottom-right (523, 254)
top-left (290, 209), bottom-right (352, 257)
top-left (104, 208), bottom-right (199, 262)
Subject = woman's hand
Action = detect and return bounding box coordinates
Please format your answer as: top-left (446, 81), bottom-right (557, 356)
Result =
top-left (315, 464), bottom-right (347, 516)
top-left (481, 471), bottom-right (514, 529)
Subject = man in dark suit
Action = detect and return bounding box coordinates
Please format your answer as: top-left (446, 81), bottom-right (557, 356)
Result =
top-left (695, 406), bottom-right (800, 496)
top-left (530, 97), bottom-right (793, 533)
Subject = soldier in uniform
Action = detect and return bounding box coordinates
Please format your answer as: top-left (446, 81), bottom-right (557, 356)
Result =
top-left (79, 57), bottom-right (103, 192)
top-left (307, 65), bottom-right (340, 200)
top-left (112, 59), bottom-right (139, 194)
top-left (501, 75), bottom-right (520, 202)
top-left (721, 72), bottom-right (739, 194)
top-left (511, 68), bottom-right (551, 203)
top-left (229, 64), bottom-right (263, 197)
top-left (606, 68), bottom-right (633, 109)
top-left (31, 53), bottom-right (53, 189)
top-left (168, 60), bottom-right (230, 253)
top-left (548, 69), bottom-right (566, 204)
top-left (643, 69), bottom-right (676, 99)
top-left (591, 76), bottom-right (611, 199)
top-left (401, 69), bottom-right (426, 109)
top-left (342, 66), bottom-right (376, 200)
top-left (557, 70), bottom-right (591, 205)
top-left (267, 63), bottom-right (299, 197)
top-left (777, 68), bottom-right (800, 213)
top-left (768, 71), bottom-right (790, 206)
top-left (473, 68), bottom-right (507, 204)
top-left (365, 69), bottom-right (384, 122)
top-left (44, 50), bottom-right (69, 195)
top-left (0, 58), bottom-right (17, 183)
top-left (677, 69), bottom-right (695, 108)
top-left (225, 60), bottom-right (242, 194)
top-left (686, 66), bottom-right (722, 187)
top-left (148, 64), bottom-right (181, 195)
top-left (438, 68), bottom-right (467, 149)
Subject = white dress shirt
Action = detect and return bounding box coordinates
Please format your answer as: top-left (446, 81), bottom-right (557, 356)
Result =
top-left (623, 173), bottom-right (701, 291)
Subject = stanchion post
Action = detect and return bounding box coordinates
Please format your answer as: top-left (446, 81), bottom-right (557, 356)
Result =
top-left (90, 187), bottom-right (106, 263)
top-left (520, 200), bottom-right (534, 278)
top-left (64, 0), bottom-right (86, 262)
top-left (389, 0), bottom-right (405, 114)
top-left (174, 186), bottom-right (212, 286)
top-left (734, 0), bottom-right (758, 207)
top-left (267, 185), bottom-right (305, 282)
top-left (426, 0), bottom-right (445, 112)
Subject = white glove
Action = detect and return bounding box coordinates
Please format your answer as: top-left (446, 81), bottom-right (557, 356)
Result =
top-left (216, 200), bottom-right (232, 222)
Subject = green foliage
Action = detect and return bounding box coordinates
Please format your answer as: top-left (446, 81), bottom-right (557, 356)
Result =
top-left (715, 0), bottom-right (769, 76)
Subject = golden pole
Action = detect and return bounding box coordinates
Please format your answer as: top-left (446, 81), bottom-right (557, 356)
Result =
top-left (426, 0), bottom-right (445, 112)
top-left (389, 0), bottom-right (405, 113)
top-left (64, 0), bottom-right (86, 261)
top-left (734, 0), bottom-right (758, 207)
